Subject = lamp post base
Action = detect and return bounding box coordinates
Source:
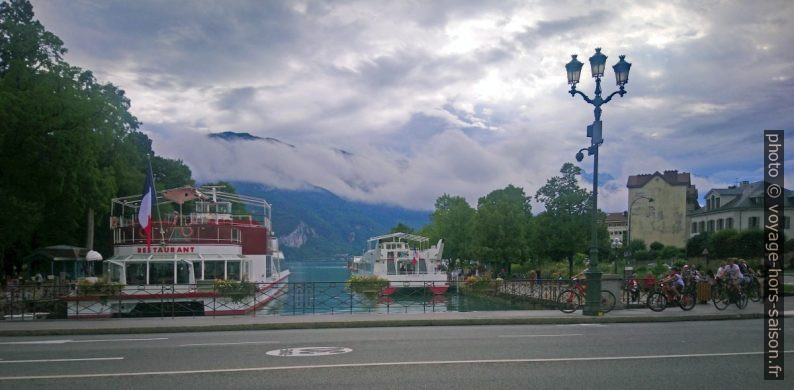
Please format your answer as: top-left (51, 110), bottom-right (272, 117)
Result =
top-left (582, 270), bottom-right (603, 316)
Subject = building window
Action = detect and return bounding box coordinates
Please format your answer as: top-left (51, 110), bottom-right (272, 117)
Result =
top-left (706, 199), bottom-right (711, 210)
top-left (699, 221), bottom-right (705, 233)
top-left (717, 219), bottom-right (724, 230)
top-left (692, 222), bottom-right (697, 233)
top-left (748, 217), bottom-right (759, 229)
top-left (716, 198), bottom-right (720, 208)
top-left (707, 220), bottom-right (715, 232)
top-left (786, 217), bottom-right (791, 230)
top-left (726, 218), bottom-right (733, 229)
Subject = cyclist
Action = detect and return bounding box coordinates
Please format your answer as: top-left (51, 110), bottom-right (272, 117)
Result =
top-left (661, 267), bottom-right (684, 301)
top-left (725, 258), bottom-right (744, 291)
top-left (738, 260), bottom-right (753, 286)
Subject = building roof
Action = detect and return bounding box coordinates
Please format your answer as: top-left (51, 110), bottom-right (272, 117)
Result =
top-left (690, 180), bottom-right (793, 216)
top-left (627, 170), bottom-right (691, 188)
top-left (605, 212), bottom-right (627, 224)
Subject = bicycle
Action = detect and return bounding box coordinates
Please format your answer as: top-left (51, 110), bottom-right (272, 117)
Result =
top-left (745, 275), bottom-right (762, 303)
top-left (556, 278), bottom-right (616, 314)
top-left (711, 279), bottom-right (748, 310)
top-left (646, 282), bottom-right (696, 312)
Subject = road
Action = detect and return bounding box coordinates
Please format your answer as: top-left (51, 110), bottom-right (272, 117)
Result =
top-left (0, 319), bottom-right (790, 389)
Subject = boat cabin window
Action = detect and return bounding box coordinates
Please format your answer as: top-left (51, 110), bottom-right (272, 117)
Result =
top-left (106, 262), bottom-right (124, 283)
top-left (176, 261), bottom-right (191, 284)
top-left (227, 261), bottom-right (241, 280)
top-left (149, 262), bottom-right (174, 284)
top-left (204, 261), bottom-right (225, 280)
top-left (417, 259), bottom-right (427, 274)
top-left (126, 262), bottom-right (146, 285)
top-left (266, 255), bottom-right (271, 278)
top-left (386, 259), bottom-right (396, 275)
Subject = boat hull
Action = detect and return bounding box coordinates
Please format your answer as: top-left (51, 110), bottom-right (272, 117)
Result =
top-left (65, 272), bottom-right (290, 318)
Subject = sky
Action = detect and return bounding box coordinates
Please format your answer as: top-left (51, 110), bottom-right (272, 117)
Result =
top-left (30, 0), bottom-right (794, 212)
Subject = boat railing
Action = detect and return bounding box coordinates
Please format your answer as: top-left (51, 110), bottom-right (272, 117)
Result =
top-left (111, 221), bottom-right (252, 246)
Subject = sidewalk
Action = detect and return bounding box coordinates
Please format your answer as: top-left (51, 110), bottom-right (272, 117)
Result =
top-left (0, 302), bottom-right (782, 337)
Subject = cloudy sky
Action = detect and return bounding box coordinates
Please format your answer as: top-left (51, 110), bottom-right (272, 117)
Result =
top-left (31, 0), bottom-right (794, 212)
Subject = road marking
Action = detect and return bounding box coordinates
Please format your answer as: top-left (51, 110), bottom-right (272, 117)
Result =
top-left (0, 340), bottom-right (70, 345)
top-left (180, 341), bottom-right (280, 347)
top-left (0, 357), bottom-right (124, 364)
top-left (498, 334), bottom-right (583, 338)
top-left (1, 351), bottom-right (791, 380)
top-left (266, 347), bottom-right (352, 357)
top-left (70, 338), bottom-right (168, 343)
top-left (0, 338), bottom-right (167, 345)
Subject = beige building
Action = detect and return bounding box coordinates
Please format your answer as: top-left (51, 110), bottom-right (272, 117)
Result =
top-left (626, 170), bottom-right (699, 248)
top-left (605, 212), bottom-right (627, 246)
top-left (689, 180), bottom-right (792, 237)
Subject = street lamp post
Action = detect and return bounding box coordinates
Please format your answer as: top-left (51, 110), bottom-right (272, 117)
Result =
top-left (565, 48), bottom-right (631, 316)
top-left (626, 196), bottom-right (653, 265)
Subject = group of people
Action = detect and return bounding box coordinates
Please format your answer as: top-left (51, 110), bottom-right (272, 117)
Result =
top-left (653, 258), bottom-right (755, 303)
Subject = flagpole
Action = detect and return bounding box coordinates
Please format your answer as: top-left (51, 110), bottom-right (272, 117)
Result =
top-left (148, 158), bottom-right (165, 245)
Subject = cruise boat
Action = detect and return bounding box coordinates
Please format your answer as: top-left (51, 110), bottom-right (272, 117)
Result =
top-left (66, 185), bottom-right (289, 318)
top-left (350, 233), bottom-right (448, 295)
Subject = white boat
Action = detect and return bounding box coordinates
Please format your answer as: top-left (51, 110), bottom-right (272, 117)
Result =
top-left (66, 185), bottom-right (289, 318)
top-left (350, 233), bottom-right (448, 295)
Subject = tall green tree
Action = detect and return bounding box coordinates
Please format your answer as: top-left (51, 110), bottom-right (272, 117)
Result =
top-left (473, 185), bottom-right (532, 275)
top-left (0, 0), bottom-right (192, 274)
top-left (531, 163), bottom-right (608, 266)
top-left (428, 194), bottom-right (475, 264)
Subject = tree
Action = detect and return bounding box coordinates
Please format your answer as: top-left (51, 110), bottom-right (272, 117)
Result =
top-left (473, 185), bottom-right (532, 275)
top-left (531, 163), bottom-right (608, 265)
top-left (428, 194), bottom-right (475, 264)
top-left (0, 0), bottom-right (193, 274)
top-left (389, 223), bottom-right (414, 234)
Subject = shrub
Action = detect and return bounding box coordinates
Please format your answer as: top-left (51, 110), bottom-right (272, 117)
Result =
top-left (214, 279), bottom-right (256, 304)
top-left (76, 279), bottom-right (123, 296)
top-left (346, 275), bottom-right (389, 293)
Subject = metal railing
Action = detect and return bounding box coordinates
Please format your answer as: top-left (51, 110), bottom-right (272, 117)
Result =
top-left (1, 278), bottom-right (722, 321)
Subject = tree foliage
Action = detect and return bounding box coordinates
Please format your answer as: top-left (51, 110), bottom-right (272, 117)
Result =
top-left (472, 185), bottom-right (532, 274)
top-left (0, 0), bottom-right (193, 274)
top-left (531, 163), bottom-right (608, 263)
top-left (428, 194), bottom-right (475, 262)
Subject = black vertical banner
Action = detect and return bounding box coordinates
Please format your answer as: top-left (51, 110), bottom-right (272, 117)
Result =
top-left (764, 130), bottom-right (784, 380)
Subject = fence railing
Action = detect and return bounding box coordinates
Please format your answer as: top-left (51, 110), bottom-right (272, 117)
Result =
top-left (1, 278), bottom-right (720, 321)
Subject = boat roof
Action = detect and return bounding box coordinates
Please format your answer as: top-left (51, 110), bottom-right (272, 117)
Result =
top-left (106, 253), bottom-right (245, 262)
top-left (112, 185), bottom-right (271, 210)
top-left (368, 232), bottom-right (429, 244)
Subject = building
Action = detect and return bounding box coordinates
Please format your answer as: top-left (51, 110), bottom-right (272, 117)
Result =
top-left (605, 212), bottom-right (627, 246)
top-left (626, 170), bottom-right (699, 248)
top-left (689, 180), bottom-right (792, 237)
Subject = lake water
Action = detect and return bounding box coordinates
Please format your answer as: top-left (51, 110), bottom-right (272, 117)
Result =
top-left (262, 260), bottom-right (548, 315)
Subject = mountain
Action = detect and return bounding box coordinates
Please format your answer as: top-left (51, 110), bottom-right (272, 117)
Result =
top-left (231, 182), bottom-right (431, 261)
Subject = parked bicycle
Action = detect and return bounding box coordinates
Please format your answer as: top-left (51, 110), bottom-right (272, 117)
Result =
top-left (711, 279), bottom-right (748, 310)
top-left (557, 278), bottom-right (616, 314)
top-left (646, 281), bottom-right (696, 312)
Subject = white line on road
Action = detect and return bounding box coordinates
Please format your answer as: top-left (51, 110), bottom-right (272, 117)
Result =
top-left (69, 338), bottom-right (168, 343)
top-left (0, 338), bottom-right (167, 345)
top-left (0, 357), bottom-right (124, 364)
top-left (1, 351), bottom-right (791, 380)
top-left (180, 341), bottom-right (280, 347)
top-left (497, 334), bottom-right (583, 338)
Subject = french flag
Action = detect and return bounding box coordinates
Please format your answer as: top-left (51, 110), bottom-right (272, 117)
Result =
top-left (138, 162), bottom-right (156, 251)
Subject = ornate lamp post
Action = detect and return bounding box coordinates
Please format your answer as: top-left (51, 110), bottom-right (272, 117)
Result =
top-left (565, 48), bottom-right (632, 316)
top-left (626, 196), bottom-right (653, 265)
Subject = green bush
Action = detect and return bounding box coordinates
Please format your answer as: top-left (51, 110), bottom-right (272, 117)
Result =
top-left (346, 275), bottom-right (389, 293)
top-left (76, 279), bottom-right (123, 296)
top-left (214, 279), bottom-right (256, 304)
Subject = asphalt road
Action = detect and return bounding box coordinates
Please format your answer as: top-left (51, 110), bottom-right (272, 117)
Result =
top-left (0, 319), bottom-right (790, 389)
